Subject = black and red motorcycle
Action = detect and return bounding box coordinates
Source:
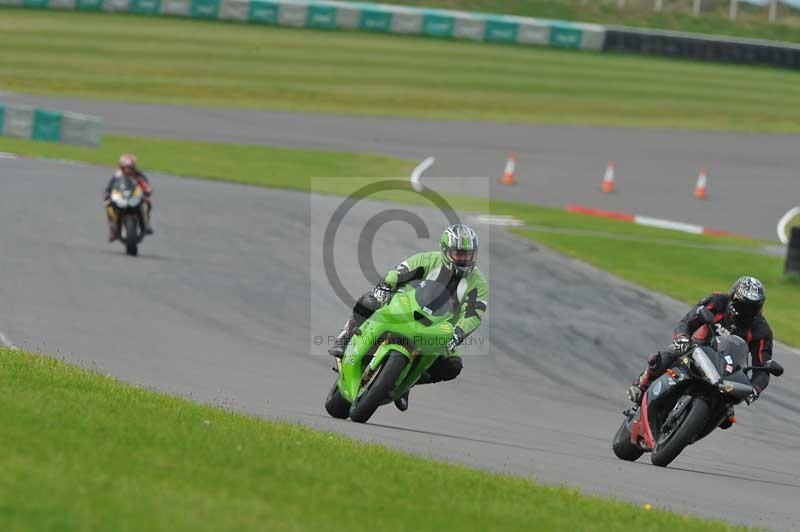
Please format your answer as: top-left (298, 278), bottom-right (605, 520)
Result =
top-left (613, 307), bottom-right (784, 467)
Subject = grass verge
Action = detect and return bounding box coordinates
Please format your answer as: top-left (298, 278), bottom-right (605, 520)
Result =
top-left (0, 348), bottom-right (749, 532)
top-left (3, 9), bottom-right (800, 133)
top-left (3, 133), bottom-right (797, 347)
top-left (0, 134), bottom-right (414, 191)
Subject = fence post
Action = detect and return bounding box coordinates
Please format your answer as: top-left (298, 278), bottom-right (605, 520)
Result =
top-left (729, 0), bottom-right (738, 21)
top-left (655, 0), bottom-right (663, 12)
top-left (769, 0), bottom-right (778, 23)
top-left (693, 0), bottom-right (702, 17)
top-left (785, 227), bottom-right (800, 276)
top-left (617, 0), bottom-right (625, 8)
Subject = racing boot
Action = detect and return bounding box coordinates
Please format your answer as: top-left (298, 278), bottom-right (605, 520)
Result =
top-left (627, 370), bottom-right (651, 404)
top-left (329, 316), bottom-right (357, 358)
top-left (141, 203), bottom-right (154, 235)
top-left (394, 390), bottom-right (410, 412)
top-left (627, 353), bottom-right (663, 403)
top-left (395, 371), bottom-right (438, 411)
top-left (719, 406), bottom-right (736, 430)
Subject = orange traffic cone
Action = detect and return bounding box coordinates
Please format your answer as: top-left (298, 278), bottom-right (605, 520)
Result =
top-left (601, 161), bottom-right (616, 193)
top-left (694, 168), bottom-right (708, 200)
top-left (502, 154), bottom-right (516, 185)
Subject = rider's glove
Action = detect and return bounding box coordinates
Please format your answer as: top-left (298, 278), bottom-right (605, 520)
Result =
top-left (672, 335), bottom-right (692, 354)
top-left (745, 388), bottom-right (760, 405)
top-left (446, 330), bottom-right (464, 354)
top-left (372, 283), bottom-right (393, 306)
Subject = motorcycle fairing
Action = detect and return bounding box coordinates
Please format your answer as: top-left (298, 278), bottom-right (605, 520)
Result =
top-left (337, 282), bottom-right (454, 404)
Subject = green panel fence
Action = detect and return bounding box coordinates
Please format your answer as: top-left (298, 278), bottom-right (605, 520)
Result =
top-left (359, 8), bottom-right (391, 32)
top-left (1, 0), bottom-right (606, 51)
top-left (248, 0), bottom-right (278, 23)
top-left (0, 104), bottom-right (102, 146)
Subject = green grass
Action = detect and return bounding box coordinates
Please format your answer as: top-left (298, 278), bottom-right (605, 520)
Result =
top-left (3, 9), bottom-right (800, 133)
top-left (382, 0), bottom-right (800, 44)
top-left (0, 134), bottom-right (414, 191)
top-left (0, 348), bottom-right (749, 532)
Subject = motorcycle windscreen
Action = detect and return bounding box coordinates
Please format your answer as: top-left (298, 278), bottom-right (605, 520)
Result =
top-left (413, 280), bottom-right (454, 318)
top-left (692, 347), bottom-right (722, 384)
top-left (713, 335), bottom-right (749, 368)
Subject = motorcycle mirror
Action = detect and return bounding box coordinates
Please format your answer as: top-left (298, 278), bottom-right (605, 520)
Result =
top-left (765, 360), bottom-right (784, 377)
top-left (743, 360), bottom-right (784, 377)
top-left (696, 306), bottom-right (715, 325)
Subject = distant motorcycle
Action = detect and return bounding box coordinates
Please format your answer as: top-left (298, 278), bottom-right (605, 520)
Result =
top-left (613, 307), bottom-right (784, 467)
top-left (325, 279), bottom-right (456, 423)
top-left (108, 176), bottom-right (147, 256)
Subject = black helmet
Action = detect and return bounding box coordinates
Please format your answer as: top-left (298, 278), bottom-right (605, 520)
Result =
top-left (440, 224), bottom-right (478, 274)
top-left (728, 276), bottom-right (765, 324)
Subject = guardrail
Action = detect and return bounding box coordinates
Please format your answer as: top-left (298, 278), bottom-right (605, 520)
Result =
top-left (0, 0), bottom-right (605, 51)
top-left (605, 25), bottom-right (800, 69)
top-left (0, 104), bottom-right (102, 146)
top-left (4, 0), bottom-right (800, 69)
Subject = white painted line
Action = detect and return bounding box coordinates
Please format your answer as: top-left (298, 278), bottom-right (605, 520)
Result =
top-left (0, 330), bottom-right (18, 350)
top-left (474, 215), bottom-right (524, 227)
top-left (633, 215), bottom-right (704, 235)
top-left (776, 206), bottom-right (800, 245)
top-left (410, 156), bottom-right (435, 192)
top-left (0, 152), bottom-right (19, 160)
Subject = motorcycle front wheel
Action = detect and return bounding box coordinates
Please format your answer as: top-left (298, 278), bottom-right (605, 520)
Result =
top-left (651, 397), bottom-right (710, 467)
top-left (123, 214), bottom-right (139, 257)
top-left (349, 352), bottom-right (408, 424)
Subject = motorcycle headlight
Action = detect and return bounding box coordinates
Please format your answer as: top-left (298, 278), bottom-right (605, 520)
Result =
top-left (692, 347), bottom-right (722, 385)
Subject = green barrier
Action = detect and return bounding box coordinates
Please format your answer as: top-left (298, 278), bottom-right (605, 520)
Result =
top-left (2, 0), bottom-right (605, 52)
top-left (359, 8), bottom-right (391, 32)
top-left (77, 0), bottom-right (104, 10)
top-left (422, 13), bottom-right (453, 38)
top-left (0, 105), bottom-right (5, 136)
top-left (248, 0), bottom-right (278, 24)
top-left (190, 0), bottom-right (220, 19)
top-left (484, 19), bottom-right (518, 43)
top-left (550, 25), bottom-right (583, 49)
top-left (306, 3), bottom-right (336, 29)
top-left (32, 109), bottom-right (63, 143)
top-left (130, 0), bottom-right (161, 14)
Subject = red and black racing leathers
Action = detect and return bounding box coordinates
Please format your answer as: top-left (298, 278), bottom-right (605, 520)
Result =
top-left (644, 292), bottom-right (773, 394)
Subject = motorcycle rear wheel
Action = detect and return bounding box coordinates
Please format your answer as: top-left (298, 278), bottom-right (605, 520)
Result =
top-left (325, 381), bottom-right (351, 419)
top-left (612, 418), bottom-right (644, 462)
top-left (349, 352), bottom-right (408, 424)
top-left (651, 397), bottom-right (710, 467)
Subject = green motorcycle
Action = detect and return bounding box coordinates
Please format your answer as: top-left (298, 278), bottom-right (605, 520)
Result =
top-left (325, 280), bottom-right (455, 423)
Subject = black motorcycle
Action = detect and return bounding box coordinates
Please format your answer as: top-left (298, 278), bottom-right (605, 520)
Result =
top-left (613, 307), bottom-right (784, 467)
top-left (108, 176), bottom-right (146, 256)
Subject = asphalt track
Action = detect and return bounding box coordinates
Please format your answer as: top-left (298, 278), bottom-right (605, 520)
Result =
top-left (2, 156), bottom-right (799, 529)
top-left (4, 92), bottom-right (800, 239)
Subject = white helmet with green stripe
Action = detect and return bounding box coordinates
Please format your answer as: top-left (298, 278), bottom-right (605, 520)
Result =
top-left (441, 224), bottom-right (479, 274)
